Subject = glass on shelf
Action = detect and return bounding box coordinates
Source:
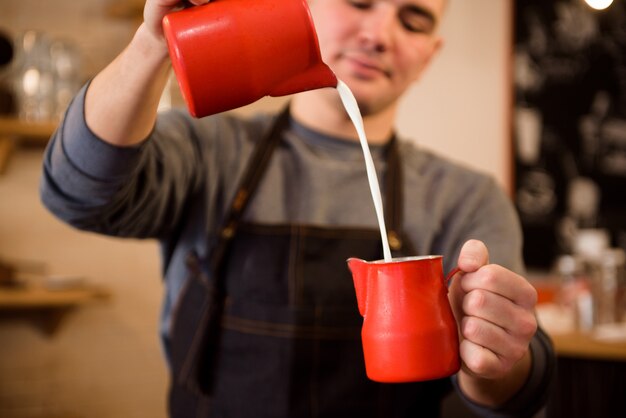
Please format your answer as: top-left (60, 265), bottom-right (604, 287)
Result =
top-left (11, 30), bottom-right (82, 122)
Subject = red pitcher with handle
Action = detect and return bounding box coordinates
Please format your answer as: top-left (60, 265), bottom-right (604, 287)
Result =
top-left (347, 256), bottom-right (461, 382)
top-left (162, 0), bottom-right (337, 118)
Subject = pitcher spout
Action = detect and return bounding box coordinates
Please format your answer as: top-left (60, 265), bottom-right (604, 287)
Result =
top-left (347, 257), bottom-right (368, 316)
top-left (269, 63), bottom-right (337, 97)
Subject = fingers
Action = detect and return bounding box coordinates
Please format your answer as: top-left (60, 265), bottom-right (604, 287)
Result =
top-left (460, 313), bottom-right (536, 375)
top-left (460, 313), bottom-right (536, 379)
top-left (459, 339), bottom-right (504, 378)
top-left (460, 264), bottom-right (538, 309)
top-left (459, 298), bottom-right (537, 379)
top-left (462, 288), bottom-right (537, 336)
top-left (144, 0), bottom-right (211, 39)
top-left (452, 240), bottom-right (538, 379)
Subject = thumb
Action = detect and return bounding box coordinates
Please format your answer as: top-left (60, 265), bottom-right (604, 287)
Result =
top-left (457, 239), bottom-right (489, 273)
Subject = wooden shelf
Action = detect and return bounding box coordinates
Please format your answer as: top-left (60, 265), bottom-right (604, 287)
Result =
top-left (0, 283), bottom-right (112, 336)
top-left (0, 116), bottom-right (59, 174)
top-left (550, 329), bottom-right (626, 361)
top-left (0, 284), bottom-right (110, 309)
top-left (0, 116), bottom-right (59, 141)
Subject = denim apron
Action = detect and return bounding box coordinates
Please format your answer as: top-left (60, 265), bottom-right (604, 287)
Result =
top-left (167, 110), bottom-right (452, 417)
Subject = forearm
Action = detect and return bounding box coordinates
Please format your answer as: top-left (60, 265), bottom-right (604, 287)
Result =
top-left (85, 23), bottom-right (171, 146)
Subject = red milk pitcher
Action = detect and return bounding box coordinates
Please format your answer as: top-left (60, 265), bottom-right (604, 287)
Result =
top-left (162, 0), bottom-right (338, 118)
top-left (347, 256), bottom-right (461, 382)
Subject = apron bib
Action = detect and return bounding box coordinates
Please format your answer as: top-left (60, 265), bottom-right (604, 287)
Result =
top-left (167, 110), bottom-right (451, 417)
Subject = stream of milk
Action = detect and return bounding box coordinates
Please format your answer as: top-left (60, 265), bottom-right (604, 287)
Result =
top-left (336, 80), bottom-right (392, 262)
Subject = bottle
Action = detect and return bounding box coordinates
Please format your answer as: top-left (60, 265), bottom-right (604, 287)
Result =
top-left (556, 254), bottom-right (593, 331)
top-left (596, 248), bottom-right (625, 325)
top-left (13, 30), bottom-right (54, 121)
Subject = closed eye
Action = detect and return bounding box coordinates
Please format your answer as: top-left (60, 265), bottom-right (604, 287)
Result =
top-left (347, 0), bottom-right (374, 10)
top-left (346, 0), bottom-right (438, 34)
top-left (399, 5), bottom-right (437, 33)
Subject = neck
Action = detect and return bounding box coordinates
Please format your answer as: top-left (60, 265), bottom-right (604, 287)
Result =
top-left (290, 87), bottom-right (396, 144)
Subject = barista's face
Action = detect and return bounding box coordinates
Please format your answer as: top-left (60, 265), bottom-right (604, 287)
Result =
top-left (308, 0), bottom-right (445, 115)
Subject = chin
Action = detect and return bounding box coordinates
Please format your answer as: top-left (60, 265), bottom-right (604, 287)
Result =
top-left (330, 74), bottom-right (394, 115)
top-left (341, 88), bottom-right (383, 115)
top-left (355, 103), bottom-right (380, 117)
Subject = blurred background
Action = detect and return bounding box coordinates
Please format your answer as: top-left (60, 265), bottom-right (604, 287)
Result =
top-left (0, 1), bottom-right (624, 418)
top-left (0, 2), bottom-right (168, 418)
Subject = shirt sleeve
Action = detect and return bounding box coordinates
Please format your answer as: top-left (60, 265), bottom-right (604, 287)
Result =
top-left (40, 82), bottom-right (144, 225)
top-left (40, 81), bottom-right (204, 239)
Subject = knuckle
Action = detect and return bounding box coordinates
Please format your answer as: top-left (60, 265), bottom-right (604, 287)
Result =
top-left (464, 290), bottom-right (487, 314)
top-left (462, 317), bottom-right (481, 340)
top-left (480, 265), bottom-right (499, 287)
top-left (517, 315), bottom-right (538, 338)
top-left (466, 353), bottom-right (491, 376)
top-left (526, 283), bottom-right (539, 307)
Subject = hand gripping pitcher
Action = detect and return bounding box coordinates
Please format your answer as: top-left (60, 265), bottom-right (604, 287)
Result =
top-left (162, 0), bottom-right (337, 117)
top-left (348, 256), bottom-right (461, 382)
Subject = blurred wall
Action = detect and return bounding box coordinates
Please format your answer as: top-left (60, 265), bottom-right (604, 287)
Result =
top-left (0, 151), bottom-right (167, 418)
top-left (397, 0), bottom-right (513, 192)
top-left (0, 1), bottom-right (512, 417)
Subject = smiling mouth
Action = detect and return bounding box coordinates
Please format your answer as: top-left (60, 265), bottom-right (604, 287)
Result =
top-left (345, 55), bottom-right (392, 79)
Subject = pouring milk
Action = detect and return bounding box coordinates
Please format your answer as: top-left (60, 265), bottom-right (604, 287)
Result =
top-left (336, 80), bottom-right (392, 262)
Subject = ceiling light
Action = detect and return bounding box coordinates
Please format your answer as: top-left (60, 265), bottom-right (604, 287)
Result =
top-left (584, 0), bottom-right (614, 10)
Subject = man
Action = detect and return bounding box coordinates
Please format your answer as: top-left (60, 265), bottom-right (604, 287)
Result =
top-left (41, 0), bottom-right (554, 416)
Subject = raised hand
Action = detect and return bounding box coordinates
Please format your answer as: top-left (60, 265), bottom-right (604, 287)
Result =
top-left (448, 239), bottom-right (538, 405)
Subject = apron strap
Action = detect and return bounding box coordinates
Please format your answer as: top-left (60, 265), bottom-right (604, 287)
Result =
top-left (208, 108), bottom-right (415, 270)
top-left (172, 108), bottom-right (291, 397)
top-left (210, 111), bottom-right (413, 269)
top-left (208, 108), bottom-right (291, 272)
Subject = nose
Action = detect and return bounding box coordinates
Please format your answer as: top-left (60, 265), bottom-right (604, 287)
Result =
top-left (357, 4), bottom-right (396, 52)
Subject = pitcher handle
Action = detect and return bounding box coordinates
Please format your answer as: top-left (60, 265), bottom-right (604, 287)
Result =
top-left (445, 267), bottom-right (462, 287)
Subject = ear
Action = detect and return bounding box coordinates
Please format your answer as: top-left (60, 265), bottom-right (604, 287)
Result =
top-left (431, 36), bottom-right (444, 60)
top-left (411, 36), bottom-right (445, 83)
